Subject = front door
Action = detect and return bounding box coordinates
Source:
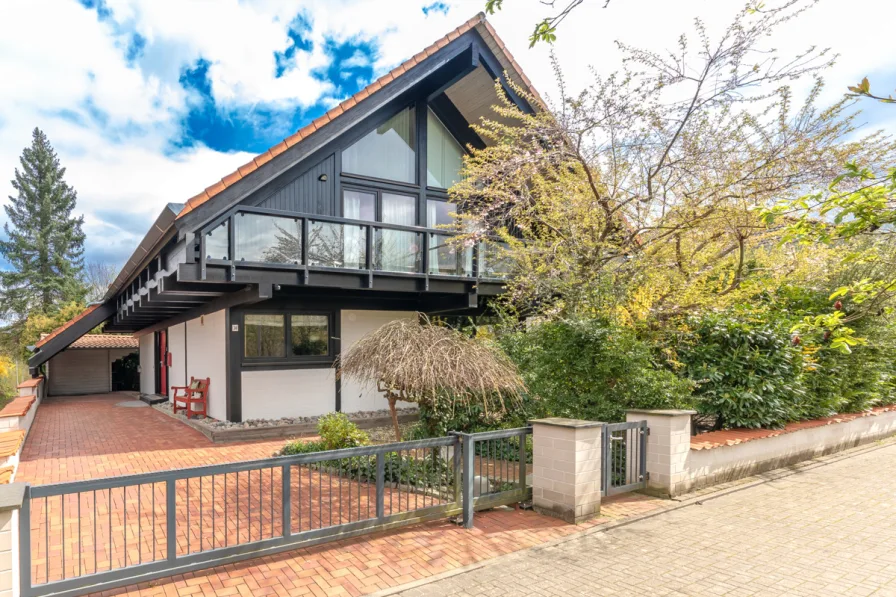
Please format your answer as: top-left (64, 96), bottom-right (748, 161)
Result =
top-left (156, 330), bottom-right (168, 397)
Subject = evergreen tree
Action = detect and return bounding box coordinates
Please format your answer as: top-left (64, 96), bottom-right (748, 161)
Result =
top-left (0, 128), bottom-right (86, 325)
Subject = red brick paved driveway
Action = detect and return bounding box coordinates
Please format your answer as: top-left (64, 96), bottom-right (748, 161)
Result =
top-left (17, 394), bottom-right (286, 484)
top-left (18, 394), bottom-right (665, 597)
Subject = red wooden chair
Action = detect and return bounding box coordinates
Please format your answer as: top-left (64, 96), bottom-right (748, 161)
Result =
top-left (172, 377), bottom-right (209, 418)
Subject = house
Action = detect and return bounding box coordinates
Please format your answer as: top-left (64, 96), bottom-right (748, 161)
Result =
top-left (27, 13), bottom-right (541, 421)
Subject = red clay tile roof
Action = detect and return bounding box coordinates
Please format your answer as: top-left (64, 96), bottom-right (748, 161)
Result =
top-left (177, 12), bottom-right (543, 220)
top-left (33, 303), bottom-right (102, 348)
top-left (0, 430), bottom-right (25, 458)
top-left (691, 405), bottom-right (896, 451)
top-left (66, 334), bottom-right (139, 350)
top-left (0, 396), bottom-right (35, 419)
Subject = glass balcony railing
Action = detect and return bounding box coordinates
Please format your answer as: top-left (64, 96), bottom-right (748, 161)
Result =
top-left (307, 221), bottom-right (367, 269)
top-left (479, 241), bottom-right (512, 278)
top-left (204, 220), bottom-right (230, 261)
top-left (202, 209), bottom-right (513, 282)
top-left (234, 213), bottom-right (302, 264)
top-left (428, 233), bottom-right (473, 276)
top-left (374, 228), bottom-right (422, 274)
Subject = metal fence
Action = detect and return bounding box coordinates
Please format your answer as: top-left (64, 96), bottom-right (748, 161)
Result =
top-left (601, 420), bottom-right (649, 496)
top-left (19, 428), bottom-right (533, 597)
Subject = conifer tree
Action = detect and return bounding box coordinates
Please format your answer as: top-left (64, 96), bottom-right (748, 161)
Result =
top-left (0, 128), bottom-right (86, 326)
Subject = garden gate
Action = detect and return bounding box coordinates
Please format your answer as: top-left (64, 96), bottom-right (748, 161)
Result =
top-left (601, 420), bottom-right (649, 496)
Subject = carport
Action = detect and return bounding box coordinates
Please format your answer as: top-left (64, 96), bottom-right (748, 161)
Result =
top-left (44, 334), bottom-right (138, 396)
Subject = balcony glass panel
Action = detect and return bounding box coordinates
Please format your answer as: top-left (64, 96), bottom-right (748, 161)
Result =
top-left (479, 241), bottom-right (513, 278)
top-left (204, 220), bottom-right (230, 261)
top-left (374, 229), bottom-right (422, 273)
top-left (428, 234), bottom-right (472, 276)
top-left (307, 221), bottom-right (367, 269)
top-left (234, 213), bottom-right (301, 264)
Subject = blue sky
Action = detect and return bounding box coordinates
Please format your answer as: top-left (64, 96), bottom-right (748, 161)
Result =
top-left (0, 0), bottom-right (894, 272)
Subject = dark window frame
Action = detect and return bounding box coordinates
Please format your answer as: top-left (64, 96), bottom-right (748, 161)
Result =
top-left (340, 184), bottom-right (419, 225)
top-left (241, 309), bottom-right (336, 367)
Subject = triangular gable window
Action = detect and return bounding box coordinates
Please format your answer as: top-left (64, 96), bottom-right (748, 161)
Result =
top-left (342, 107), bottom-right (416, 184)
top-left (426, 108), bottom-right (464, 189)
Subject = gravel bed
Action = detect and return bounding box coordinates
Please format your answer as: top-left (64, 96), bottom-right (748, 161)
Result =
top-left (154, 401), bottom-right (417, 430)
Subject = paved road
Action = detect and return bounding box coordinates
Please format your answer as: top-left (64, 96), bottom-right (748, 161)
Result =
top-left (394, 441), bottom-right (896, 597)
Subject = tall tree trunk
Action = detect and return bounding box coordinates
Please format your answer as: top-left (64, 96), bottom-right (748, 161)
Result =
top-left (387, 393), bottom-right (402, 441)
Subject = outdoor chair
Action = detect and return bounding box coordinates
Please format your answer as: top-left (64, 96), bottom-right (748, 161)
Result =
top-left (172, 377), bottom-right (209, 418)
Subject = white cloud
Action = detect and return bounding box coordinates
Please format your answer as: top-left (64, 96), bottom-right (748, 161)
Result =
top-left (0, 0), bottom-right (893, 270)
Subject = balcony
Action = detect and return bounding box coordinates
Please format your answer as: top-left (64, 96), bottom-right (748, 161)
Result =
top-left (193, 208), bottom-right (511, 296)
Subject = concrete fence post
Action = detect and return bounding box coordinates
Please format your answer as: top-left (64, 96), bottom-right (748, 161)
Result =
top-left (0, 483), bottom-right (26, 597)
top-left (625, 409), bottom-right (696, 497)
top-left (529, 418), bottom-right (603, 524)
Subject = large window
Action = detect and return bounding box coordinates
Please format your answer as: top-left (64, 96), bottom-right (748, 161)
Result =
top-left (342, 107), bottom-right (416, 184)
top-left (243, 312), bottom-right (332, 362)
top-left (426, 108), bottom-right (464, 189)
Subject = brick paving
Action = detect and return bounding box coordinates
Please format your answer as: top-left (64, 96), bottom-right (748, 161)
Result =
top-left (392, 438), bottom-right (896, 597)
top-left (17, 394), bottom-right (667, 597)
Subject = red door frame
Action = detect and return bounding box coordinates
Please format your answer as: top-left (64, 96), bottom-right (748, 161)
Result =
top-left (158, 330), bottom-right (169, 397)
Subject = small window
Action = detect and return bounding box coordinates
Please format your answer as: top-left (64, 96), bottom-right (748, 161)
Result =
top-left (342, 107), bottom-right (416, 184)
top-left (427, 108), bottom-right (464, 189)
top-left (291, 315), bottom-right (329, 356)
top-left (244, 314), bottom-right (285, 358)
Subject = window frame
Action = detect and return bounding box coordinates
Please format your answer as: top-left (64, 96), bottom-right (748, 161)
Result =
top-left (241, 309), bottom-right (336, 368)
top-left (425, 107), bottom-right (467, 191)
top-left (340, 104), bottom-right (418, 186)
top-left (340, 184), bottom-right (419, 226)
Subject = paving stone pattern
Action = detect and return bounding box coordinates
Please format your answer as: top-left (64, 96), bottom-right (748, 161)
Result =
top-left (394, 439), bottom-right (896, 597)
top-left (17, 394), bottom-right (667, 596)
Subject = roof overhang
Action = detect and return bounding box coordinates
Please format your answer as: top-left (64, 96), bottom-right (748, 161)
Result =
top-left (103, 203), bottom-right (183, 302)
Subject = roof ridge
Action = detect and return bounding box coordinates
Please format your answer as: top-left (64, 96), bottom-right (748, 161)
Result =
top-left (177, 11), bottom-right (539, 220)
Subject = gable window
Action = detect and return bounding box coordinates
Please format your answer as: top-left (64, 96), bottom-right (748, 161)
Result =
top-left (426, 108), bottom-right (464, 189)
top-left (342, 107), bottom-right (416, 184)
top-left (243, 311), bottom-right (333, 362)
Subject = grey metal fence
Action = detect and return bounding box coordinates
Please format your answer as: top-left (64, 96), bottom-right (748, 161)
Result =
top-left (601, 420), bottom-right (648, 496)
top-left (20, 428), bottom-right (533, 597)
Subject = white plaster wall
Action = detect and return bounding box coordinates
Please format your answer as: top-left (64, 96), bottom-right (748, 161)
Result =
top-left (683, 410), bottom-right (896, 494)
top-left (139, 333), bottom-right (155, 395)
top-left (166, 323), bottom-right (186, 401)
top-left (185, 310), bottom-right (227, 420)
top-left (339, 310), bottom-right (416, 413)
top-left (241, 368), bottom-right (336, 420)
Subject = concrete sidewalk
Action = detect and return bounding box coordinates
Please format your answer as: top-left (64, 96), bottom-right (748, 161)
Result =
top-left (386, 438), bottom-right (896, 597)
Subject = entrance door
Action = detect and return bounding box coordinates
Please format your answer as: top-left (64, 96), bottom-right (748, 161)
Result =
top-left (156, 330), bottom-right (169, 396)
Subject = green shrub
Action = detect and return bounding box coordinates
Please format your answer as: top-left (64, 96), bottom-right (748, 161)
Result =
top-left (280, 412), bottom-right (369, 455)
top-left (317, 412), bottom-right (369, 450)
top-left (498, 318), bottom-right (695, 423)
top-left (675, 313), bottom-right (804, 429)
top-left (279, 439), bottom-right (325, 455)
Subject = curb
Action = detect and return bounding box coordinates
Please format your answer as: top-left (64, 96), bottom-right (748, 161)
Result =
top-left (369, 434), bottom-right (896, 596)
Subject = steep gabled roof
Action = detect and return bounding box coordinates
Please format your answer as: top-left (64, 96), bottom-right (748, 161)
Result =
top-left (29, 14), bottom-right (543, 370)
top-left (176, 12), bottom-right (544, 220)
